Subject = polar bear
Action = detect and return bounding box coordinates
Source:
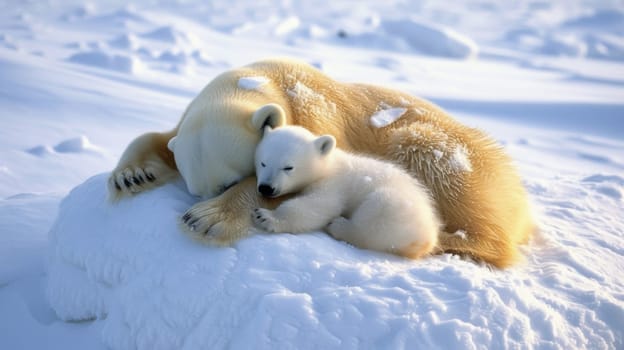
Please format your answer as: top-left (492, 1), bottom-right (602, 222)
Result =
top-left (108, 58), bottom-right (534, 268)
top-left (251, 124), bottom-right (440, 259)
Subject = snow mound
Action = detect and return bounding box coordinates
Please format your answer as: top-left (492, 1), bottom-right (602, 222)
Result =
top-left (26, 145), bottom-right (55, 157)
top-left (585, 34), bottom-right (624, 61)
top-left (108, 33), bottom-right (139, 50)
top-left (507, 31), bottom-right (624, 61)
top-left (582, 174), bottom-right (624, 200)
top-left (59, 4), bottom-right (95, 22)
top-left (46, 174), bottom-right (623, 349)
top-left (381, 19), bottom-right (479, 59)
top-left (157, 49), bottom-right (189, 64)
top-left (503, 9), bottom-right (624, 61)
top-left (53, 136), bottom-right (102, 154)
top-left (537, 34), bottom-right (587, 57)
top-left (335, 18), bottom-right (478, 59)
top-left (68, 51), bottom-right (143, 73)
top-left (141, 26), bottom-right (196, 46)
top-left (190, 50), bottom-right (221, 66)
top-left (563, 9), bottom-right (624, 33)
top-left (26, 136), bottom-right (103, 157)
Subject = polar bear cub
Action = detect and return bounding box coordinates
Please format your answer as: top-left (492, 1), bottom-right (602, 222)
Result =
top-left (252, 125), bottom-right (440, 259)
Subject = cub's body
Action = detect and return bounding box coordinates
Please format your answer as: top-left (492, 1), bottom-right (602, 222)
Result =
top-left (253, 125), bottom-right (439, 259)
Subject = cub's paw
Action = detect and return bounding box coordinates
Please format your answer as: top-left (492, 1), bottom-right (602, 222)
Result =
top-left (180, 198), bottom-right (251, 245)
top-left (252, 208), bottom-right (278, 233)
top-left (108, 161), bottom-right (176, 201)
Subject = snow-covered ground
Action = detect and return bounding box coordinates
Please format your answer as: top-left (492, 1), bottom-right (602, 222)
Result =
top-left (1, 0), bottom-right (623, 349)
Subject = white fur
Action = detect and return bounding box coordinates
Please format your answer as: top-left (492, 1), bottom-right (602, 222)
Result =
top-left (253, 125), bottom-right (440, 258)
top-left (173, 117), bottom-right (256, 197)
top-left (172, 101), bottom-right (288, 198)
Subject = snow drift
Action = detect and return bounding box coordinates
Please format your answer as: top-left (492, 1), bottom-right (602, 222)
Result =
top-left (46, 174), bottom-right (623, 349)
top-left (334, 18), bottom-right (478, 59)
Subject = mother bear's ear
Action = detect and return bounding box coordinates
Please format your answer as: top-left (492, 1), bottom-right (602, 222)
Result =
top-left (251, 104), bottom-right (286, 134)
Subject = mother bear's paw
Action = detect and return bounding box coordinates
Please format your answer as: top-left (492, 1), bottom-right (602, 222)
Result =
top-left (108, 161), bottom-right (177, 201)
top-left (108, 130), bottom-right (178, 201)
top-left (179, 197), bottom-right (252, 245)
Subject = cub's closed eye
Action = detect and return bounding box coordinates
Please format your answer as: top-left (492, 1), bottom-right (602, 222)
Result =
top-left (283, 166), bottom-right (293, 171)
top-left (261, 162), bottom-right (266, 167)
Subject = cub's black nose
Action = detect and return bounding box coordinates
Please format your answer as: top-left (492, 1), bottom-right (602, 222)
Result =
top-left (258, 184), bottom-right (276, 197)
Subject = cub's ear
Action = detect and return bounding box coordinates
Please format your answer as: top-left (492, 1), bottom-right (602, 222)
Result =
top-left (314, 135), bottom-right (336, 156)
top-left (167, 136), bottom-right (177, 152)
top-left (251, 104), bottom-right (286, 133)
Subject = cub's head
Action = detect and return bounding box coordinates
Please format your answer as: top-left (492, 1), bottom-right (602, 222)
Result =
top-left (255, 125), bottom-right (336, 198)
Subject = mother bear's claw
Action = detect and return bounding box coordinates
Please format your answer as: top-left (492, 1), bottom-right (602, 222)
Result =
top-left (181, 213), bottom-right (200, 229)
top-left (204, 227), bottom-right (218, 237)
top-left (187, 218), bottom-right (199, 227)
top-left (132, 176), bottom-right (142, 185)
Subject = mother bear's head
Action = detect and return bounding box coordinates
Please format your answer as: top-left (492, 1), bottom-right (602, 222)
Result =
top-left (167, 70), bottom-right (290, 198)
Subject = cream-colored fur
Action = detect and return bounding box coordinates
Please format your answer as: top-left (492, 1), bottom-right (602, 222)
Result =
top-left (252, 125), bottom-right (440, 259)
top-left (109, 58), bottom-right (534, 268)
